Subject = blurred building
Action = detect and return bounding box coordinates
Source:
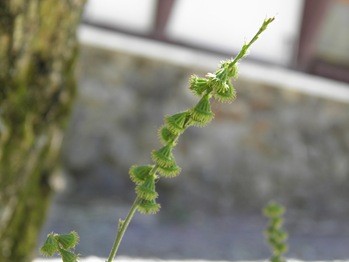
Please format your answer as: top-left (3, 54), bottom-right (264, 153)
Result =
top-left (82, 0), bottom-right (349, 83)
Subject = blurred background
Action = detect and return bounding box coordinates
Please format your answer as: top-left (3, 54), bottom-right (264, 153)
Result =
top-left (39, 0), bottom-right (349, 260)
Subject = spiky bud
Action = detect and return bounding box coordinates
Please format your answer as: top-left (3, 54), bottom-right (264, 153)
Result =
top-left (263, 201), bottom-right (288, 262)
top-left (267, 230), bottom-right (288, 244)
top-left (40, 233), bottom-right (59, 257)
top-left (165, 111), bottom-right (190, 135)
top-left (135, 175), bottom-right (158, 200)
top-left (207, 72), bottom-right (225, 93)
top-left (55, 231), bottom-right (79, 250)
top-left (151, 144), bottom-right (176, 168)
top-left (157, 162), bottom-right (181, 178)
top-left (263, 202), bottom-right (285, 218)
top-left (220, 60), bottom-right (238, 79)
top-left (137, 199), bottom-right (161, 214)
top-left (189, 74), bottom-right (209, 96)
top-left (190, 94), bottom-right (214, 126)
top-left (158, 125), bottom-right (177, 145)
top-left (213, 81), bottom-right (236, 103)
top-left (129, 165), bottom-right (153, 184)
top-left (58, 248), bottom-right (80, 262)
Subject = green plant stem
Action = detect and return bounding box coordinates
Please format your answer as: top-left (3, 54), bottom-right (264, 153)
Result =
top-left (106, 17), bottom-right (275, 262)
top-left (231, 17), bottom-right (275, 65)
top-left (107, 197), bottom-right (141, 262)
top-left (107, 164), bottom-right (160, 261)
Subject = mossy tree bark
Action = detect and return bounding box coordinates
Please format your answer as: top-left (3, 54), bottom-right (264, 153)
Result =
top-left (0, 1), bottom-right (86, 261)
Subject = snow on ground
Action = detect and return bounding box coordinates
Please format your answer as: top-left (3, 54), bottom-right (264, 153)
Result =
top-left (33, 258), bottom-right (231, 261)
top-left (33, 258), bottom-right (349, 262)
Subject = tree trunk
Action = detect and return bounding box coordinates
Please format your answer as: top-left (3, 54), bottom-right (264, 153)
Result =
top-left (0, 1), bottom-right (86, 261)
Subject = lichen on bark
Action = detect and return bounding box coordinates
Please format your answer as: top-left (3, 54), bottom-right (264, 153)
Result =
top-left (0, 1), bottom-right (86, 261)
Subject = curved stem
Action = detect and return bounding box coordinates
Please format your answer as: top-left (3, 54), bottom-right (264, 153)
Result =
top-left (107, 197), bottom-right (141, 262)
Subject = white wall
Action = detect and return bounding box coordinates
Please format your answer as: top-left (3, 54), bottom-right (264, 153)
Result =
top-left (83, 0), bottom-right (304, 66)
top-left (167, 0), bottom-right (304, 66)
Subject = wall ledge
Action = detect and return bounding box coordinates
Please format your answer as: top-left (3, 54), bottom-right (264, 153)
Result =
top-left (78, 25), bottom-right (349, 103)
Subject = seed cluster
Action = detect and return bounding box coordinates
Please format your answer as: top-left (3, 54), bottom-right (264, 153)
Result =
top-left (129, 57), bottom-right (240, 214)
top-left (40, 231), bottom-right (80, 262)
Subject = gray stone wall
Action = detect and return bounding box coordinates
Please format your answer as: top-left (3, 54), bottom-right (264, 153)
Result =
top-left (61, 45), bottom-right (349, 220)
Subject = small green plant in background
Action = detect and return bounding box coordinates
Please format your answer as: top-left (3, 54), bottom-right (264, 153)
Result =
top-left (40, 231), bottom-right (80, 262)
top-left (263, 202), bottom-right (289, 262)
top-left (40, 17), bottom-right (275, 262)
